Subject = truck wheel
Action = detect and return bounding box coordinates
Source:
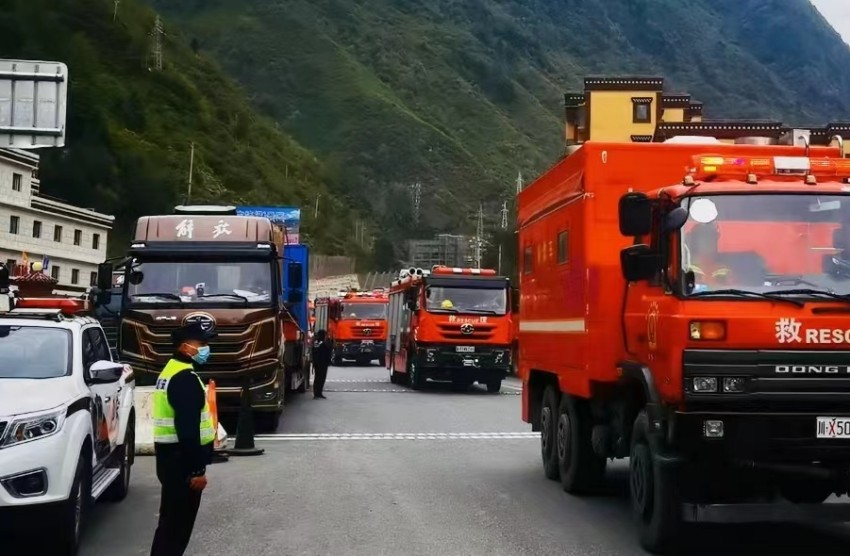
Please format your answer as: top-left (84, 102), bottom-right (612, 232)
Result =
top-left (557, 395), bottom-right (605, 494)
top-left (486, 380), bottom-right (502, 393)
top-left (256, 411), bottom-right (281, 433)
top-left (104, 415), bottom-right (134, 502)
top-left (409, 361), bottom-right (425, 390)
top-left (332, 354), bottom-right (342, 366)
top-left (57, 452), bottom-right (91, 555)
top-left (296, 367), bottom-right (308, 393)
top-left (540, 386), bottom-right (560, 480)
top-left (630, 410), bottom-right (681, 554)
top-left (781, 479), bottom-right (834, 504)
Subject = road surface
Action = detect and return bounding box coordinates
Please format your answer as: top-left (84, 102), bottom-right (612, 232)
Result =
top-left (9, 364), bottom-right (850, 555)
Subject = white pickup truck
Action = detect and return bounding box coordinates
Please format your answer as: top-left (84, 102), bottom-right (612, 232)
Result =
top-left (0, 294), bottom-right (136, 555)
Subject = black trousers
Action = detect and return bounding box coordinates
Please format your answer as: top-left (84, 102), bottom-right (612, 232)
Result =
top-left (313, 364), bottom-right (328, 396)
top-left (151, 451), bottom-right (203, 556)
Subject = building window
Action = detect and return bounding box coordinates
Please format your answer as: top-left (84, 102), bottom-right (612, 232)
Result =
top-left (523, 246), bottom-right (533, 274)
top-left (632, 97), bottom-right (653, 124)
top-left (90, 271), bottom-right (98, 286)
top-left (557, 231), bottom-right (569, 264)
top-left (9, 215), bottom-right (19, 234)
top-left (74, 229), bottom-right (82, 246)
top-left (12, 173), bottom-right (22, 192)
top-left (54, 225), bottom-right (63, 242)
top-left (51, 265), bottom-right (60, 280)
top-left (5, 259), bottom-right (15, 272)
top-left (92, 233), bottom-right (100, 250)
top-left (33, 220), bottom-right (42, 239)
top-left (71, 268), bottom-right (80, 285)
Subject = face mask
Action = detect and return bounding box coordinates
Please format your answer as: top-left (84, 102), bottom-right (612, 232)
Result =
top-left (192, 346), bottom-right (211, 365)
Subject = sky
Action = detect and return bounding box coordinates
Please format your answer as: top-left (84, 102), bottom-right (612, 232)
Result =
top-left (810, 0), bottom-right (850, 44)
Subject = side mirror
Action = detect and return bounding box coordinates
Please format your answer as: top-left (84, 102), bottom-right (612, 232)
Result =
top-left (620, 244), bottom-right (660, 282)
top-left (662, 207), bottom-right (689, 232)
top-left (95, 289), bottom-right (113, 307)
top-left (510, 287), bottom-right (519, 311)
top-left (287, 262), bottom-right (304, 290)
top-left (618, 192), bottom-right (653, 237)
top-left (96, 262), bottom-right (114, 291)
top-left (288, 290), bottom-right (304, 303)
top-left (88, 360), bottom-right (124, 383)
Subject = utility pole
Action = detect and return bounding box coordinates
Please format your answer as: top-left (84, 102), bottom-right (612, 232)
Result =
top-left (113, 0), bottom-right (120, 22)
top-left (498, 201), bottom-right (508, 275)
top-left (186, 142), bottom-right (195, 203)
top-left (475, 203), bottom-right (484, 269)
top-left (410, 182), bottom-right (421, 225)
top-left (153, 15), bottom-right (163, 71)
top-left (314, 193), bottom-right (320, 219)
top-left (516, 171), bottom-right (524, 195)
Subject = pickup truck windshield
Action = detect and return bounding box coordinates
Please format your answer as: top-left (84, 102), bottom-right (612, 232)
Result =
top-left (339, 303), bottom-right (387, 320)
top-left (0, 327), bottom-right (71, 378)
top-left (128, 261), bottom-right (274, 305)
top-left (425, 286), bottom-right (508, 314)
top-left (681, 193), bottom-right (850, 296)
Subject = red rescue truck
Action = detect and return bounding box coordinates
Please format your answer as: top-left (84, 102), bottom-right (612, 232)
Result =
top-left (314, 289), bottom-right (389, 365)
top-left (518, 140), bottom-right (850, 552)
top-left (386, 266), bottom-right (513, 392)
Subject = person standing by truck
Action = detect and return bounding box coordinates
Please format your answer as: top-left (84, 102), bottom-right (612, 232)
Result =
top-left (312, 329), bottom-right (332, 399)
top-left (150, 322), bottom-right (217, 556)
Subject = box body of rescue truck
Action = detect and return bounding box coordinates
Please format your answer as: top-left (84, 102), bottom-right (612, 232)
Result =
top-left (518, 141), bottom-right (850, 552)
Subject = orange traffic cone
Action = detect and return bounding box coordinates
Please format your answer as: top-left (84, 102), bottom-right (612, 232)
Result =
top-left (207, 380), bottom-right (229, 463)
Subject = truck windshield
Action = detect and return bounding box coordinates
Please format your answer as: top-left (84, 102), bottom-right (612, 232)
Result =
top-left (425, 286), bottom-right (507, 314)
top-left (0, 327), bottom-right (71, 378)
top-left (680, 193), bottom-right (850, 296)
top-left (127, 261), bottom-right (274, 306)
top-left (339, 303), bottom-right (387, 320)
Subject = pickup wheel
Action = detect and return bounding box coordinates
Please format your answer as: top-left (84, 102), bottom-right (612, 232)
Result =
top-left (540, 386), bottom-right (560, 481)
top-left (630, 410), bottom-right (681, 554)
top-left (486, 380), bottom-right (502, 393)
top-left (57, 451), bottom-right (91, 555)
top-left (104, 414), bottom-right (134, 502)
top-left (557, 395), bottom-right (605, 494)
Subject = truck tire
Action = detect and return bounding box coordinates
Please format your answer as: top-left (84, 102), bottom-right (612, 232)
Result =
top-left (557, 395), bottom-right (605, 494)
top-left (540, 386), bottom-right (560, 481)
top-left (409, 361), bottom-right (425, 390)
top-left (57, 451), bottom-right (91, 555)
top-left (630, 410), bottom-right (681, 554)
top-left (104, 414), bottom-right (134, 502)
top-left (486, 380), bottom-right (502, 393)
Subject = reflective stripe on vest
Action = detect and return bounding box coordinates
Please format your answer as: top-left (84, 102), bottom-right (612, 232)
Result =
top-left (151, 359), bottom-right (216, 445)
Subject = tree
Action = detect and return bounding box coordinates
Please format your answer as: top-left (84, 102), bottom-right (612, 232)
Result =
top-left (372, 235), bottom-right (398, 271)
top-left (190, 37), bottom-right (200, 55)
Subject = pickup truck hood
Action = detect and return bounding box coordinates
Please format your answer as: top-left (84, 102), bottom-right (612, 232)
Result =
top-left (0, 377), bottom-right (82, 417)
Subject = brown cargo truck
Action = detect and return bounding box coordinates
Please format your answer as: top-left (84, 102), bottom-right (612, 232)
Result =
top-left (96, 206), bottom-right (299, 431)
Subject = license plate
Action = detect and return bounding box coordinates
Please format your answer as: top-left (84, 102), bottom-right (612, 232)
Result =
top-left (456, 346), bottom-right (475, 353)
top-left (816, 417), bottom-right (850, 439)
top-left (361, 340), bottom-right (374, 345)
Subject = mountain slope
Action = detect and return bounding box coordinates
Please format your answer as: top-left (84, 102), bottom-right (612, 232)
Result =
top-left (152, 0), bottom-right (850, 241)
top-left (0, 0), bottom-right (358, 254)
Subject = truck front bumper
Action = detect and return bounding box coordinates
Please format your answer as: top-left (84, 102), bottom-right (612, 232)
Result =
top-left (335, 341), bottom-right (385, 360)
top-left (415, 345), bottom-right (510, 382)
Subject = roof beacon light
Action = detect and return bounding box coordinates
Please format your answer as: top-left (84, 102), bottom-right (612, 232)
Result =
top-left (431, 266), bottom-right (497, 276)
top-left (692, 154), bottom-right (850, 182)
top-left (14, 297), bottom-right (89, 315)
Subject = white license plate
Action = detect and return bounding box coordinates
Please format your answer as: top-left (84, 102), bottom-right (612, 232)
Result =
top-left (361, 340), bottom-right (374, 345)
top-left (456, 346), bottom-right (475, 353)
top-left (816, 417), bottom-right (850, 439)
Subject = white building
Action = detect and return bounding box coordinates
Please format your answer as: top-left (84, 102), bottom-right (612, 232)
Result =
top-left (0, 149), bottom-right (114, 292)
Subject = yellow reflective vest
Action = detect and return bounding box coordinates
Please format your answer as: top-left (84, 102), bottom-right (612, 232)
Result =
top-left (151, 359), bottom-right (216, 446)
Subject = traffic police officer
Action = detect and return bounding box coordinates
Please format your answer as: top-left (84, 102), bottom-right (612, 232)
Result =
top-left (150, 322), bottom-right (217, 556)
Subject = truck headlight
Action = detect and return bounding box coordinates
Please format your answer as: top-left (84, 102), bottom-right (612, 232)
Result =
top-left (692, 377), bottom-right (718, 393)
top-left (426, 349), bottom-right (436, 362)
top-left (494, 350), bottom-right (505, 364)
top-left (0, 407), bottom-right (66, 449)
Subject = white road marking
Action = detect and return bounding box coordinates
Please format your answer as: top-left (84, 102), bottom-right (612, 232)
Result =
top-left (254, 432), bottom-right (538, 441)
top-left (324, 388), bottom-right (521, 395)
top-left (326, 379), bottom-right (393, 383)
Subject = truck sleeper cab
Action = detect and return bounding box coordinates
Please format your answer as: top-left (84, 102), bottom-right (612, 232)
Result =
top-left (387, 266), bottom-right (513, 392)
top-left (518, 142), bottom-right (850, 553)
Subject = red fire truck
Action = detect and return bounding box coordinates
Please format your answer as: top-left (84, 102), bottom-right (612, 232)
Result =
top-left (314, 289), bottom-right (389, 365)
top-left (518, 140), bottom-right (850, 552)
top-left (386, 266), bottom-right (513, 392)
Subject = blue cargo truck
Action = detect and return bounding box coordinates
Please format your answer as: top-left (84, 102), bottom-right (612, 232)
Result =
top-left (236, 206), bottom-right (312, 394)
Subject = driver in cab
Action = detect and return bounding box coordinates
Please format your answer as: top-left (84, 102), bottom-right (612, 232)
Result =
top-left (685, 222), bottom-right (733, 287)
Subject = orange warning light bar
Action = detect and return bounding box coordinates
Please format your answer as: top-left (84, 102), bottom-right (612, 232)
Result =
top-left (690, 154), bottom-right (850, 181)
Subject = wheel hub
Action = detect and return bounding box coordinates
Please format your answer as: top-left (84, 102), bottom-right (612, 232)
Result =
top-left (557, 413), bottom-right (571, 463)
top-left (541, 407), bottom-right (552, 452)
top-left (630, 448), bottom-right (650, 516)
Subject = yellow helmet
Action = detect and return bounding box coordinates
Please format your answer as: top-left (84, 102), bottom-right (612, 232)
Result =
top-left (441, 299), bottom-right (454, 308)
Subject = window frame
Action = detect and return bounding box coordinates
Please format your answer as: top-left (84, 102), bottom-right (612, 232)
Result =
top-left (9, 215), bottom-right (19, 234)
top-left (632, 97), bottom-right (653, 124)
top-left (73, 229), bottom-right (82, 246)
top-left (33, 220), bottom-right (42, 239)
top-left (71, 268), bottom-right (80, 285)
top-left (54, 225), bottom-right (63, 242)
top-left (11, 173), bottom-right (22, 192)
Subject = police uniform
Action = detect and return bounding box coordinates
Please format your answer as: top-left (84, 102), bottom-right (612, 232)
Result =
top-left (150, 323), bottom-right (217, 556)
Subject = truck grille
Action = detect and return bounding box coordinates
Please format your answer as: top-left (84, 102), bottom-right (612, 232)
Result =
top-left (147, 323), bottom-right (250, 335)
top-left (437, 323), bottom-right (496, 341)
top-left (683, 349), bottom-right (850, 410)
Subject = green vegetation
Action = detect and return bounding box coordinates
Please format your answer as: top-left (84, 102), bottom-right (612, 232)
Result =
top-left (0, 0), bottom-right (361, 256)
top-left (150, 0), bottom-right (850, 258)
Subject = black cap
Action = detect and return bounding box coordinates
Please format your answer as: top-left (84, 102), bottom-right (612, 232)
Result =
top-left (171, 322), bottom-right (218, 345)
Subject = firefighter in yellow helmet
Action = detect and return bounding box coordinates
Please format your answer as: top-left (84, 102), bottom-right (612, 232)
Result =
top-left (686, 222), bottom-right (733, 286)
top-left (150, 322), bottom-right (217, 556)
top-left (441, 298), bottom-right (454, 309)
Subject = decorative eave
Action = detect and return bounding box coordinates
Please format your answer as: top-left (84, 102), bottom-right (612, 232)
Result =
top-left (584, 76), bottom-right (664, 92)
top-left (631, 135), bottom-right (654, 143)
top-left (687, 101), bottom-right (704, 116)
top-left (564, 93), bottom-right (585, 108)
top-left (826, 122), bottom-right (850, 134)
top-left (631, 97), bottom-right (654, 104)
top-left (654, 120), bottom-right (784, 141)
top-left (661, 93), bottom-right (691, 109)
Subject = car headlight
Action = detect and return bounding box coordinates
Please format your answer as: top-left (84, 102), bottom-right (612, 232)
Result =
top-left (0, 407), bottom-right (66, 449)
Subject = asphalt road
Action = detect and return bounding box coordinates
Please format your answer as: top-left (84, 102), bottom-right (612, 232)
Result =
top-left (9, 364), bottom-right (850, 555)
